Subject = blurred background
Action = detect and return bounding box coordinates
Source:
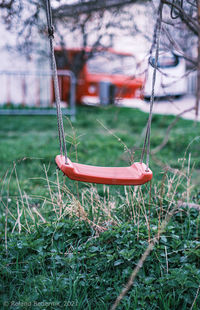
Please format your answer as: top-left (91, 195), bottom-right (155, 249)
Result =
top-left (0, 0), bottom-right (198, 119)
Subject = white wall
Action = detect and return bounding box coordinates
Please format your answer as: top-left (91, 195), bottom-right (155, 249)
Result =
top-left (0, 15), bottom-right (51, 106)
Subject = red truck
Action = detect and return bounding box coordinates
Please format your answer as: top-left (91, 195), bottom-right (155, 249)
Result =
top-left (54, 47), bottom-right (144, 105)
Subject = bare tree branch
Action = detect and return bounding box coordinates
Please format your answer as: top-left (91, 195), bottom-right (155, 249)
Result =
top-left (152, 106), bottom-right (196, 155)
top-left (53, 0), bottom-right (141, 18)
top-left (162, 0), bottom-right (199, 34)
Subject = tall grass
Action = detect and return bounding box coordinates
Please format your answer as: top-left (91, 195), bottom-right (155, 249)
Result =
top-left (1, 151), bottom-right (199, 309)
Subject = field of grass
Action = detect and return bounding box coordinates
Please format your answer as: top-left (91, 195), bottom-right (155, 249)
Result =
top-left (0, 106), bottom-right (200, 309)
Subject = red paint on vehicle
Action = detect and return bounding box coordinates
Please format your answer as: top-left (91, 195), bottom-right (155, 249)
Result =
top-left (54, 47), bottom-right (144, 105)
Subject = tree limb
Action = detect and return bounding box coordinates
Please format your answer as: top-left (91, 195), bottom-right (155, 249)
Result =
top-left (162, 0), bottom-right (199, 35)
top-left (152, 106), bottom-right (196, 155)
top-left (53, 0), bottom-right (141, 18)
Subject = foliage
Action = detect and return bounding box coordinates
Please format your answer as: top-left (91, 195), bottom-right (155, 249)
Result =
top-left (0, 209), bottom-right (200, 309)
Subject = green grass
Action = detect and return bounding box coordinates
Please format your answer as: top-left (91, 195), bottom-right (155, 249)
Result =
top-left (0, 106), bottom-right (200, 309)
top-left (1, 106), bottom-right (199, 194)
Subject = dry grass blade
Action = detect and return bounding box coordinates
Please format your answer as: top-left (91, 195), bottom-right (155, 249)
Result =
top-left (43, 164), bottom-right (58, 218)
top-left (190, 285), bottom-right (200, 310)
top-left (178, 201), bottom-right (200, 211)
top-left (12, 200), bottom-right (22, 234)
top-left (32, 207), bottom-right (46, 223)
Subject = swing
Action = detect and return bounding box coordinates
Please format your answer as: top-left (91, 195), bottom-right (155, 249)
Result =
top-left (45, 0), bottom-right (162, 186)
top-left (55, 155), bottom-right (152, 185)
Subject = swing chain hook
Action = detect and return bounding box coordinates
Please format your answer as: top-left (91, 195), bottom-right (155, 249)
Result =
top-left (46, 0), bottom-right (54, 37)
top-left (170, 0), bottom-right (184, 19)
top-left (48, 25), bottom-right (54, 38)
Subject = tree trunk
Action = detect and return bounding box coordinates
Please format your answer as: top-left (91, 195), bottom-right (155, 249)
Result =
top-left (196, 0), bottom-right (200, 117)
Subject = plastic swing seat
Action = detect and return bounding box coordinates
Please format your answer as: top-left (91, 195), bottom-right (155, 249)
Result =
top-left (56, 155), bottom-right (153, 185)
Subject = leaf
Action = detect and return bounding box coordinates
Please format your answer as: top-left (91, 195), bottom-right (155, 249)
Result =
top-left (114, 259), bottom-right (124, 266)
top-left (160, 236), bottom-right (167, 243)
top-left (180, 256), bottom-right (188, 263)
top-left (54, 233), bottom-right (62, 240)
top-left (89, 246), bottom-right (99, 253)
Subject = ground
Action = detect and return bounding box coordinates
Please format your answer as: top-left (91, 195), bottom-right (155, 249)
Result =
top-left (0, 106), bottom-right (200, 309)
top-left (119, 95), bottom-right (199, 122)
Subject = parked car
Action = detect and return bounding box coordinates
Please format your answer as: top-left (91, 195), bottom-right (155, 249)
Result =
top-left (144, 51), bottom-right (187, 98)
top-left (54, 47), bottom-right (144, 105)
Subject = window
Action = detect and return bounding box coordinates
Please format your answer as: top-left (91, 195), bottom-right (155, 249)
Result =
top-left (87, 52), bottom-right (136, 76)
top-left (149, 52), bottom-right (179, 68)
top-left (55, 51), bottom-right (68, 69)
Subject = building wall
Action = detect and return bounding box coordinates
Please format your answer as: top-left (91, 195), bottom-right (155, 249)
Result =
top-left (0, 16), bottom-right (51, 106)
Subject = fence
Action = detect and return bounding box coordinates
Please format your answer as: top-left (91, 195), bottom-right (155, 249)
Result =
top-left (187, 71), bottom-right (197, 95)
top-left (0, 70), bottom-right (76, 120)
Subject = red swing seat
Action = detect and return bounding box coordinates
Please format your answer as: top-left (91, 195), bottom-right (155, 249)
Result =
top-left (56, 155), bottom-right (153, 185)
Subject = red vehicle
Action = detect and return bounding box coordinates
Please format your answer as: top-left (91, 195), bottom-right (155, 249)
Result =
top-left (54, 47), bottom-right (144, 105)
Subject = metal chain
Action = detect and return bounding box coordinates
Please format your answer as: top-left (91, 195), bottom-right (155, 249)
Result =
top-left (46, 0), bottom-right (163, 168)
top-left (140, 1), bottom-right (163, 170)
top-left (45, 0), bottom-right (67, 162)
